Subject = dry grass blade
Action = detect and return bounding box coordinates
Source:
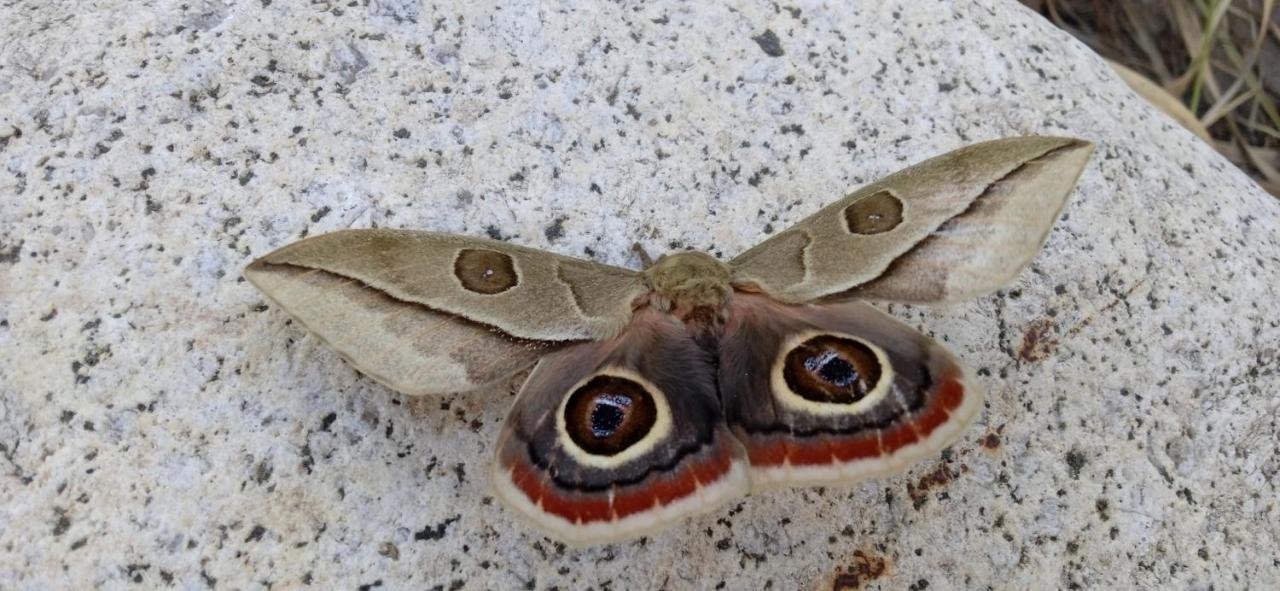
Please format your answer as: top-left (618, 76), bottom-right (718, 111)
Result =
top-left (1200, 84), bottom-right (1255, 126)
top-left (1240, 140), bottom-right (1280, 183)
top-left (1119, 2), bottom-right (1175, 81)
top-left (1166, 1), bottom-right (1207, 95)
top-left (1110, 59), bottom-right (1214, 141)
top-left (1187, 0), bottom-right (1233, 112)
top-left (1237, 115), bottom-right (1280, 141)
top-left (1023, 0), bottom-right (1280, 198)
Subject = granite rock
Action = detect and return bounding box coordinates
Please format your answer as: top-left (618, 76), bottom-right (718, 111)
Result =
top-left (2, 0), bottom-right (1278, 588)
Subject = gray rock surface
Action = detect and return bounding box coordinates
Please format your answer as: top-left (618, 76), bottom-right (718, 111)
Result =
top-left (2, 0), bottom-right (1277, 588)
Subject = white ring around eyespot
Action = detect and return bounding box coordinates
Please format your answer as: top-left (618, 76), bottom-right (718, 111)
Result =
top-left (770, 329), bottom-right (895, 416)
top-left (554, 367), bottom-right (674, 469)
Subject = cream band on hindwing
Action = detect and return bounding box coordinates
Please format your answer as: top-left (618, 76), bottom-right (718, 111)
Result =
top-left (554, 367), bottom-right (674, 469)
top-left (769, 329), bottom-right (894, 416)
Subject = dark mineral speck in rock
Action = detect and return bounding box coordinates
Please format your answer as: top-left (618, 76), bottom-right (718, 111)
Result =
top-left (0, 241), bottom-right (22, 264)
top-left (544, 217), bottom-right (566, 242)
top-left (1065, 448), bottom-right (1088, 479)
top-left (752, 29), bottom-right (785, 57)
top-left (415, 515), bottom-right (460, 541)
top-left (244, 524), bottom-right (266, 542)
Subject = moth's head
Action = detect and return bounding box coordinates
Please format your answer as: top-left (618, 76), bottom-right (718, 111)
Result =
top-left (642, 251), bottom-right (733, 317)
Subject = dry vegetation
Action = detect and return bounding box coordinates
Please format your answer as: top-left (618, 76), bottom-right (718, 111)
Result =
top-left (1020, 0), bottom-right (1280, 196)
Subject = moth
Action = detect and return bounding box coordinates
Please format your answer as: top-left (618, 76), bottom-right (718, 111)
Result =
top-left (245, 136), bottom-right (1092, 544)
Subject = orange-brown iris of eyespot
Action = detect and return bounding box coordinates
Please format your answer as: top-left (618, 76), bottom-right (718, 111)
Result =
top-left (454, 248), bottom-right (518, 294)
top-left (783, 335), bottom-right (882, 404)
top-left (844, 190), bottom-right (904, 235)
top-left (563, 376), bottom-right (657, 456)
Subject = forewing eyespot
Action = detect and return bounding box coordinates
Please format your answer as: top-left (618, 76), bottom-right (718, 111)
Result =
top-left (783, 335), bottom-right (884, 404)
top-left (563, 375), bottom-right (658, 456)
top-left (454, 248), bottom-right (518, 294)
top-left (844, 190), bottom-right (904, 235)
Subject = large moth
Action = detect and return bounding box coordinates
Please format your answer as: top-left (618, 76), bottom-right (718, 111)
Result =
top-left (245, 136), bottom-right (1093, 544)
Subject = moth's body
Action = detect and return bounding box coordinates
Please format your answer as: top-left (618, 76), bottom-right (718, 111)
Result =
top-left (245, 136), bottom-right (1094, 545)
top-left (642, 251), bottom-right (736, 347)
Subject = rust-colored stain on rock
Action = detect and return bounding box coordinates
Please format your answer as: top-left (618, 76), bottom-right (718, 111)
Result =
top-left (907, 464), bottom-right (959, 510)
top-left (830, 550), bottom-right (890, 590)
top-left (1018, 317), bottom-right (1059, 362)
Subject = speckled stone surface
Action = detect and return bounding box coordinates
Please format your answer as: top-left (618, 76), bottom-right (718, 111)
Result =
top-left (2, 0), bottom-right (1278, 588)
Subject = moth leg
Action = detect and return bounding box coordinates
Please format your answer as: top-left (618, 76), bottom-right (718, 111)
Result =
top-left (631, 241), bottom-right (655, 269)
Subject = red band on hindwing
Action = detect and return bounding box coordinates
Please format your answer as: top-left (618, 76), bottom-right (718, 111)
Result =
top-left (832, 434), bottom-right (881, 462)
top-left (744, 373), bottom-right (967, 467)
top-left (501, 437), bottom-right (737, 524)
top-left (935, 375), bottom-right (965, 411)
top-left (745, 439), bottom-right (787, 466)
top-left (787, 438), bottom-right (833, 466)
top-left (878, 421), bottom-right (921, 454)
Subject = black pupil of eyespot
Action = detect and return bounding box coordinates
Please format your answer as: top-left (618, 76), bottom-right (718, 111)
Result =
top-left (807, 351), bottom-right (858, 387)
top-left (589, 393), bottom-right (631, 438)
top-left (565, 375), bottom-right (658, 455)
top-left (783, 335), bottom-right (883, 405)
